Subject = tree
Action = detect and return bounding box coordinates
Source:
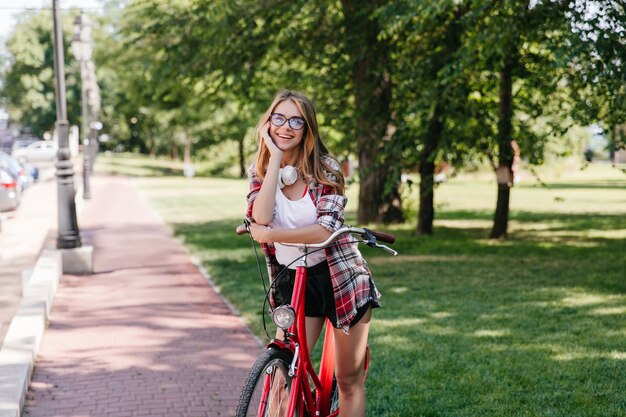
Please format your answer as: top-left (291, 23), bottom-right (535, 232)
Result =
top-left (381, 0), bottom-right (474, 235)
top-left (464, 0), bottom-right (574, 239)
top-left (340, 0), bottom-right (404, 224)
top-left (1, 11), bottom-right (81, 137)
top-left (109, 0), bottom-right (405, 221)
top-left (566, 0), bottom-right (626, 163)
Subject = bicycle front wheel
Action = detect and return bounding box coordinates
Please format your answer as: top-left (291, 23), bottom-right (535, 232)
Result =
top-left (236, 348), bottom-right (294, 417)
top-left (329, 376), bottom-right (339, 415)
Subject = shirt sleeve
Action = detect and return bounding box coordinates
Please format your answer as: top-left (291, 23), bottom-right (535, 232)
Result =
top-left (316, 186), bottom-right (347, 232)
top-left (246, 165), bottom-right (262, 220)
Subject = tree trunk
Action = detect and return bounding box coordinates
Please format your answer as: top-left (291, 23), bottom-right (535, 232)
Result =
top-left (417, 103), bottom-right (444, 235)
top-left (238, 136), bottom-right (246, 178)
top-left (341, 0), bottom-right (402, 224)
top-left (490, 58), bottom-right (515, 239)
top-left (381, 173), bottom-right (404, 224)
top-left (416, 5), bottom-right (466, 235)
top-left (183, 129), bottom-right (192, 166)
top-left (609, 125), bottom-right (617, 166)
top-left (171, 140), bottom-right (179, 160)
top-left (491, 182), bottom-right (511, 238)
top-left (417, 160), bottom-right (435, 235)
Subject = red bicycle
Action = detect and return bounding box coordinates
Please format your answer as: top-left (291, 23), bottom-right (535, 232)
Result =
top-left (235, 223), bottom-right (396, 417)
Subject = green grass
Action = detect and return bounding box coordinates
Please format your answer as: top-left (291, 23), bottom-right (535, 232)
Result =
top-left (96, 154), bottom-right (626, 416)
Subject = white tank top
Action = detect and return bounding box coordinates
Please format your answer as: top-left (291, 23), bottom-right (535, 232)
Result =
top-left (271, 187), bottom-right (326, 269)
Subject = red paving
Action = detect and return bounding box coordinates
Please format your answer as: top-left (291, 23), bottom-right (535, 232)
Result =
top-left (23, 175), bottom-right (262, 417)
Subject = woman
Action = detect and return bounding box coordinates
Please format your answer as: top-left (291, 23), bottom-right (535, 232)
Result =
top-left (246, 90), bottom-right (381, 416)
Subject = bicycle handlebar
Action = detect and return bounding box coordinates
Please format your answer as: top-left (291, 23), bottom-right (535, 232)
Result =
top-left (235, 222), bottom-right (397, 255)
top-left (369, 230), bottom-right (396, 244)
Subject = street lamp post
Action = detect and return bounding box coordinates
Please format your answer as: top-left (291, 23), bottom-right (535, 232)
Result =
top-left (52, 0), bottom-right (81, 249)
top-left (85, 61), bottom-right (101, 172)
top-left (71, 12), bottom-right (93, 200)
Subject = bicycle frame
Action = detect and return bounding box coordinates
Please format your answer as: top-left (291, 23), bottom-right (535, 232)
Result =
top-left (262, 260), bottom-right (337, 417)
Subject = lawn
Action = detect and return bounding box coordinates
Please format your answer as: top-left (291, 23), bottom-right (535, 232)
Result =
top-left (97, 154), bottom-right (626, 417)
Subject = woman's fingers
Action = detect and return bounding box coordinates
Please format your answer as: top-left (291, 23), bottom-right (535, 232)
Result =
top-left (262, 121), bottom-right (283, 156)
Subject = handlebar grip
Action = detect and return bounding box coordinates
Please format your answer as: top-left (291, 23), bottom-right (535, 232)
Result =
top-left (236, 224), bottom-right (248, 235)
top-left (371, 230), bottom-right (396, 244)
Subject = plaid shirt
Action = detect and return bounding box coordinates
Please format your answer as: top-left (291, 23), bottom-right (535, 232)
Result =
top-left (246, 161), bottom-right (381, 333)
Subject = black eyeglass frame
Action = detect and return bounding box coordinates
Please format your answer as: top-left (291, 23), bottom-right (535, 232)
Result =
top-left (270, 113), bottom-right (307, 130)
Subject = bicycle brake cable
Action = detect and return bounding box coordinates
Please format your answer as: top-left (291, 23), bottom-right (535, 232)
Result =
top-left (244, 220), bottom-right (274, 338)
top-left (246, 229), bottom-right (360, 340)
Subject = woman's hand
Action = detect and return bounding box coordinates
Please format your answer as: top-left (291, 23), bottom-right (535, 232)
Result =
top-left (261, 121), bottom-right (283, 158)
top-left (249, 222), bottom-right (274, 243)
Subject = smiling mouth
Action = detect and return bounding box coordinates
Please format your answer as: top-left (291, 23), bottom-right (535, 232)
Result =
top-left (277, 134), bottom-right (293, 139)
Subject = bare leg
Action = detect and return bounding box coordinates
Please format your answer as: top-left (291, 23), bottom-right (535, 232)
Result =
top-left (333, 307), bottom-right (371, 417)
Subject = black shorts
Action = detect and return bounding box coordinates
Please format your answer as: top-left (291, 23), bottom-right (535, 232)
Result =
top-left (273, 260), bottom-right (375, 328)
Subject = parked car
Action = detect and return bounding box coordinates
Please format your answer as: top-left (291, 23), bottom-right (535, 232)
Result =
top-left (11, 138), bottom-right (39, 153)
top-left (18, 159), bottom-right (39, 183)
top-left (0, 166), bottom-right (20, 212)
top-left (0, 151), bottom-right (30, 191)
top-left (12, 140), bottom-right (57, 164)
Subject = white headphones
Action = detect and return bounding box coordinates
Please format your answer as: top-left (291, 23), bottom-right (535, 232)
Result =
top-left (278, 165), bottom-right (298, 189)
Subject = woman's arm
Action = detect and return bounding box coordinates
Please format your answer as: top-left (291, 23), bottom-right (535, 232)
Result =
top-left (249, 223), bottom-right (331, 244)
top-left (251, 155), bottom-right (281, 225)
top-left (251, 122), bottom-right (282, 225)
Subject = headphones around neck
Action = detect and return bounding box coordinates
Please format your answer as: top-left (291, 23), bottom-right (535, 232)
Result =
top-left (278, 165), bottom-right (298, 189)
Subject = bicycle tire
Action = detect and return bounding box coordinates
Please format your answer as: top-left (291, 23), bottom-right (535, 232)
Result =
top-left (236, 348), bottom-right (295, 417)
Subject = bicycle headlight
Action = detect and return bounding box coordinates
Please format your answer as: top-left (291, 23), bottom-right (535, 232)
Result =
top-left (271, 305), bottom-right (296, 329)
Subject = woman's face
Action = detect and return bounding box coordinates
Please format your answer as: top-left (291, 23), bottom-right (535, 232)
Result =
top-left (269, 99), bottom-right (306, 154)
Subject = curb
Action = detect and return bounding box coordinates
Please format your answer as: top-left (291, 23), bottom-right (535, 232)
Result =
top-left (0, 249), bottom-right (62, 417)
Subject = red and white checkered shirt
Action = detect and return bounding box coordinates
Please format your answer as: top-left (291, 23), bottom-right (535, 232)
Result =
top-left (246, 161), bottom-right (381, 333)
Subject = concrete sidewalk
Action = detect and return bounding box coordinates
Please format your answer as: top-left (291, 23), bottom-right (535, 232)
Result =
top-left (0, 179), bottom-right (57, 345)
top-left (22, 175), bottom-right (262, 417)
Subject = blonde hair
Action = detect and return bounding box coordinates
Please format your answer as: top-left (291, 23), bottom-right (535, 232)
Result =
top-left (253, 90), bottom-right (345, 195)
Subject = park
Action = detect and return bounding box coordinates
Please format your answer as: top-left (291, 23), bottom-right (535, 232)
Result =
top-left (96, 153), bottom-right (625, 416)
top-left (0, 1), bottom-right (624, 416)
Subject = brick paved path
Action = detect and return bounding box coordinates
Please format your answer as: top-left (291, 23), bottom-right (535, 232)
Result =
top-left (23, 175), bottom-right (262, 417)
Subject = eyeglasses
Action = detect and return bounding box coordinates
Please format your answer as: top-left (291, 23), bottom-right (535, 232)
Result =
top-left (270, 113), bottom-right (306, 130)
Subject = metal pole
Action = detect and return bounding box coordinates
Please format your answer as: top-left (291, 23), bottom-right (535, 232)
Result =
top-left (80, 59), bottom-right (91, 199)
top-left (52, 0), bottom-right (81, 249)
top-left (90, 121), bottom-right (98, 172)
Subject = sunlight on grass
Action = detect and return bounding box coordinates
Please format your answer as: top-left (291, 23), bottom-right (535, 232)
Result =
top-left (375, 317), bottom-right (429, 328)
top-left (436, 219), bottom-right (493, 229)
top-left (426, 163), bottom-right (626, 216)
top-left (132, 177), bottom-right (248, 224)
top-left (553, 350), bottom-right (626, 362)
top-left (474, 329), bottom-right (510, 338)
top-left (589, 306), bottom-right (626, 316)
top-left (431, 311), bottom-right (454, 319)
top-left (560, 292), bottom-right (620, 307)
